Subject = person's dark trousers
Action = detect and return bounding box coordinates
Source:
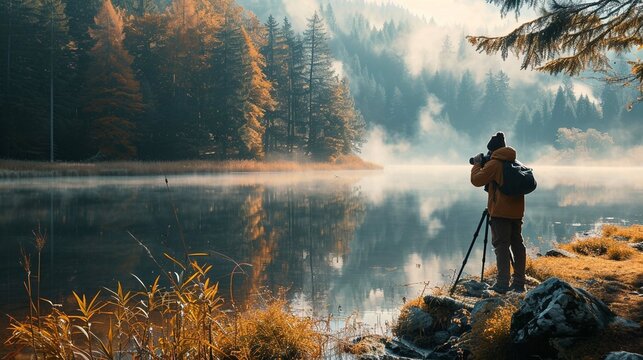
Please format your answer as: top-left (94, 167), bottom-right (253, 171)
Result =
top-left (490, 217), bottom-right (526, 287)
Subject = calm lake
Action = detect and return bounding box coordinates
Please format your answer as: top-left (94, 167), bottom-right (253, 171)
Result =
top-left (1, 166), bottom-right (642, 330)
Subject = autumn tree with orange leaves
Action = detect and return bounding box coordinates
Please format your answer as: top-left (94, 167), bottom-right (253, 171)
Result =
top-left (84, 0), bottom-right (144, 159)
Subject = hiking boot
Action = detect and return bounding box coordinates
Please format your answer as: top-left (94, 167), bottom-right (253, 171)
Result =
top-left (509, 283), bottom-right (525, 293)
top-left (489, 283), bottom-right (509, 294)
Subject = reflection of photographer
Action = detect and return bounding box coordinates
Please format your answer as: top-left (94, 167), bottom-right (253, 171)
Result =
top-left (470, 132), bottom-right (526, 294)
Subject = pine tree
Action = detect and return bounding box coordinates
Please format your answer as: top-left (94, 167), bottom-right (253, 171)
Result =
top-left (548, 86), bottom-right (575, 143)
top-left (303, 12), bottom-right (334, 159)
top-left (575, 95), bottom-right (601, 130)
top-left (453, 70), bottom-right (479, 133)
top-left (113, 0), bottom-right (158, 15)
top-left (0, 0), bottom-right (46, 158)
top-left (477, 71), bottom-right (498, 136)
top-left (528, 109), bottom-right (545, 144)
top-left (156, 0), bottom-right (220, 158)
top-left (600, 84), bottom-right (621, 123)
top-left (388, 87), bottom-right (406, 126)
top-left (41, 0), bottom-right (79, 160)
top-left (439, 35), bottom-right (454, 68)
top-left (84, 0), bottom-right (144, 159)
top-left (123, 10), bottom-right (165, 158)
top-left (494, 70), bottom-right (512, 127)
top-left (513, 106), bottom-right (530, 148)
top-left (0, 0), bottom-right (75, 160)
top-left (261, 15), bottom-right (287, 153)
top-left (238, 26), bottom-right (274, 159)
top-left (470, 0), bottom-right (642, 95)
top-left (210, 2), bottom-right (245, 158)
top-left (211, 3), bottom-right (273, 159)
top-left (323, 78), bottom-right (365, 160)
top-left (281, 17), bottom-right (307, 153)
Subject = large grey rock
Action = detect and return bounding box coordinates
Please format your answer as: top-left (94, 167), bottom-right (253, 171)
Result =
top-left (510, 278), bottom-right (615, 346)
top-left (628, 242), bottom-right (643, 251)
top-left (460, 279), bottom-right (489, 297)
top-left (545, 248), bottom-right (578, 258)
top-left (396, 306), bottom-right (434, 338)
top-left (470, 297), bottom-right (507, 326)
top-left (423, 295), bottom-right (473, 312)
top-left (431, 331), bottom-right (450, 345)
top-left (610, 316), bottom-right (641, 330)
top-left (605, 352), bottom-right (643, 360)
top-left (344, 335), bottom-right (425, 360)
top-left (384, 338), bottom-right (425, 359)
top-left (426, 337), bottom-right (466, 360)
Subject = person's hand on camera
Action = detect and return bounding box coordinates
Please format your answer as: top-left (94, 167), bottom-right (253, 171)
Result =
top-left (473, 153), bottom-right (484, 165)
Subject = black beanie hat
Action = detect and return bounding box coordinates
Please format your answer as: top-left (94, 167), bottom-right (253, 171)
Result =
top-left (487, 132), bottom-right (506, 152)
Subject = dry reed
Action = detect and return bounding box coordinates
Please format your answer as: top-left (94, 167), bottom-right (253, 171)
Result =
top-left (5, 248), bottom-right (324, 360)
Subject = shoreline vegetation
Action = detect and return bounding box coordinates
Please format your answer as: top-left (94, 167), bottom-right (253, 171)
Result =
top-left (381, 223), bottom-right (643, 360)
top-left (0, 156), bottom-right (381, 179)
top-left (3, 225), bottom-right (641, 359)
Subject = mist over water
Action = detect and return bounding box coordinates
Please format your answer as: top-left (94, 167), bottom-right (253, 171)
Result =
top-left (1, 166), bottom-right (641, 327)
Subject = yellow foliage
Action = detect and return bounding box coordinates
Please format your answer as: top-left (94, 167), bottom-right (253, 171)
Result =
top-left (338, 335), bottom-right (386, 356)
top-left (561, 236), bottom-right (636, 260)
top-left (602, 224), bottom-right (643, 243)
top-left (4, 259), bottom-right (323, 359)
top-left (218, 300), bottom-right (323, 359)
top-left (462, 304), bottom-right (517, 360)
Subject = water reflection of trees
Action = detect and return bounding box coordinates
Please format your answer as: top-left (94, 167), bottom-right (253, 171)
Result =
top-left (2, 169), bottom-right (642, 322)
top-left (0, 181), bottom-right (368, 315)
top-left (230, 184), bottom-right (367, 311)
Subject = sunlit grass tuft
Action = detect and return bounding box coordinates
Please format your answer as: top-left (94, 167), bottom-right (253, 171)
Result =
top-left (561, 236), bottom-right (636, 260)
top-left (461, 304), bottom-right (517, 360)
top-left (602, 224), bottom-right (643, 243)
top-left (217, 300), bottom-right (323, 359)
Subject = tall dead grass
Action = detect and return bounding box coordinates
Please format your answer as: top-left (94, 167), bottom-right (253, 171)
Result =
top-left (561, 236), bottom-right (636, 260)
top-left (4, 234), bottom-right (324, 359)
top-left (601, 224), bottom-right (643, 243)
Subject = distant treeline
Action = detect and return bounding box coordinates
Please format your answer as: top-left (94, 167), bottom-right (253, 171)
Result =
top-left (0, 0), bottom-right (365, 161)
top-left (312, 2), bottom-right (643, 147)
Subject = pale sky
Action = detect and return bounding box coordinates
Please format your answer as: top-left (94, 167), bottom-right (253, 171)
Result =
top-left (362, 0), bottom-right (535, 34)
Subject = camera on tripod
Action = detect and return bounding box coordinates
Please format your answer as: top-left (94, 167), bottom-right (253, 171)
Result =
top-left (469, 152), bottom-right (491, 166)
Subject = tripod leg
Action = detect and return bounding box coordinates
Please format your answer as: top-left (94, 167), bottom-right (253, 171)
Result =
top-left (481, 212), bottom-right (490, 282)
top-left (450, 209), bottom-right (488, 295)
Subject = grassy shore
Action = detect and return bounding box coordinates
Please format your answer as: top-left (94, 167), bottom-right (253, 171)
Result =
top-left (0, 155), bottom-right (381, 178)
top-left (473, 224), bottom-right (643, 359)
top-left (5, 224), bottom-right (641, 359)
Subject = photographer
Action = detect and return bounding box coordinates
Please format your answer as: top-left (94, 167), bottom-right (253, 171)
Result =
top-left (470, 132), bottom-right (526, 294)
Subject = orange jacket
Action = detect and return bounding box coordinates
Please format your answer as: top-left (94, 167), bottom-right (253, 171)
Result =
top-left (471, 147), bottom-right (525, 219)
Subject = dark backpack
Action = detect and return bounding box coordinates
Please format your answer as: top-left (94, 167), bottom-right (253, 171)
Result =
top-left (499, 160), bottom-right (537, 196)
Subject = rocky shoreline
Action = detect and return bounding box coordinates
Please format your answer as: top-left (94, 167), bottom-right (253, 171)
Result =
top-left (342, 225), bottom-right (643, 360)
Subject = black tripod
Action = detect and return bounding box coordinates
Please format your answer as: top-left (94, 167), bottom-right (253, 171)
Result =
top-left (449, 209), bottom-right (490, 295)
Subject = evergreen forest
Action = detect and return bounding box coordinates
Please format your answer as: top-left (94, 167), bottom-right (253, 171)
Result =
top-left (1, 0), bottom-right (641, 162)
top-left (0, 0), bottom-right (366, 161)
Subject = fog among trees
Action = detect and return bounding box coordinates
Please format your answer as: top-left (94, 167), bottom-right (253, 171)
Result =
top-left (242, 0), bottom-right (642, 163)
top-left (1, 0), bottom-right (641, 163)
